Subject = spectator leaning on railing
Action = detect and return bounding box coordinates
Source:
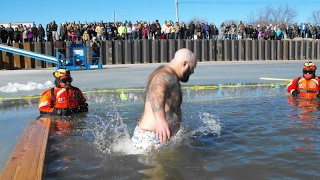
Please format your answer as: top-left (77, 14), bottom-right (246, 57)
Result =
top-left (90, 37), bottom-right (101, 65)
top-left (1, 19), bottom-right (320, 44)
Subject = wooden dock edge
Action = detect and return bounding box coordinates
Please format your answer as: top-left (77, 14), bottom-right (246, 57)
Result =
top-left (0, 117), bottom-right (52, 180)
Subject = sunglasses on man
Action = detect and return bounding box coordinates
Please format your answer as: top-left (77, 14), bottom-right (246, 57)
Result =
top-left (303, 70), bottom-right (315, 74)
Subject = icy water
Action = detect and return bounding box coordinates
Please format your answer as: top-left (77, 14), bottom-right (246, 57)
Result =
top-left (2, 84), bottom-right (320, 180)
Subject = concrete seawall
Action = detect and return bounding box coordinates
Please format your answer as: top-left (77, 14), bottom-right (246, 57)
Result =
top-left (0, 39), bottom-right (319, 70)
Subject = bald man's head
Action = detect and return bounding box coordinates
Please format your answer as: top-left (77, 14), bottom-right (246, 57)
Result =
top-left (172, 48), bottom-right (196, 64)
top-left (170, 48), bottom-right (196, 82)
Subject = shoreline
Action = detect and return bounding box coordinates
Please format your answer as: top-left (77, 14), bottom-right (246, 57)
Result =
top-left (0, 60), bottom-right (306, 100)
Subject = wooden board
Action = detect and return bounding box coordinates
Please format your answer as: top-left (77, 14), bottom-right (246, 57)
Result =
top-left (0, 117), bottom-right (52, 180)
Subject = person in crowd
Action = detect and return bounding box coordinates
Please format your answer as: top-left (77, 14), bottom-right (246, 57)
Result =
top-left (51, 20), bottom-right (59, 41)
top-left (105, 22), bottom-right (113, 40)
top-left (155, 20), bottom-right (161, 40)
top-left (90, 36), bottom-right (101, 65)
top-left (31, 23), bottom-right (38, 42)
top-left (238, 21), bottom-right (245, 39)
top-left (131, 22), bottom-right (138, 40)
top-left (210, 24), bottom-right (219, 40)
top-left (0, 25), bottom-right (4, 43)
top-left (161, 21), bottom-right (167, 35)
top-left (27, 26), bottom-right (33, 42)
top-left (126, 22), bottom-right (132, 40)
top-left (164, 22), bottom-right (172, 39)
top-left (196, 22), bottom-right (202, 39)
top-left (13, 27), bottom-right (21, 43)
top-left (149, 22), bottom-right (156, 40)
top-left (230, 22), bottom-right (237, 40)
top-left (95, 23), bottom-right (105, 41)
top-left (180, 21), bottom-right (187, 39)
top-left (17, 24), bottom-right (23, 39)
top-left (170, 22), bottom-right (175, 39)
top-left (117, 22), bottom-right (127, 40)
top-left (22, 27), bottom-right (28, 43)
top-left (131, 48), bottom-right (197, 152)
top-left (110, 23), bottom-right (118, 40)
top-left (138, 21), bottom-right (143, 40)
top-left (54, 37), bottom-right (67, 65)
top-left (189, 21), bottom-right (195, 40)
top-left (141, 23), bottom-right (149, 39)
top-left (5, 23), bottom-right (14, 44)
top-left (82, 30), bottom-right (90, 42)
top-left (46, 23), bottom-right (52, 42)
top-left (67, 21), bottom-right (77, 41)
top-left (269, 28), bottom-right (276, 40)
top-left (77, 21), bottom-right (82, 30)
top-left (275, 27), bottom-right (283, 40)
top-left (287, 61), bottom-right (320, 99)
top-left (38, 68), bottom-right (88, 116)
top-left (37, 24), bottom-right (45, 42)
top-left (203, 22), bottom-right (210, 39)
top-left (60, 23), bottom-right (67, 41)
top-left (71, 31), bottom-right (76, 41)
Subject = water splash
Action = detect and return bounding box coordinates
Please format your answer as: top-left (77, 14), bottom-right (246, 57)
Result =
top-left (194, 112), bottom-right (222, 136)
top-left (91, 108), bottom-right (140, 155)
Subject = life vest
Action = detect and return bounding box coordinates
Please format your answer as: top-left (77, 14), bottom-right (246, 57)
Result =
top-left (38, 87), bottom-right (82, 113)
top-left (296, 77), bottom-right (320, 98)
top-left (52, 87), bottom-right (80, 109)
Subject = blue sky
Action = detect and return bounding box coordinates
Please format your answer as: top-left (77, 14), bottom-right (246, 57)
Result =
top-left (0, 0), bottom-right (319, 26)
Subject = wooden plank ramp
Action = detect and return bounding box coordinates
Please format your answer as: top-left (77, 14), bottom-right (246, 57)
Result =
top-left (0, 117), bottom-right (52, 180)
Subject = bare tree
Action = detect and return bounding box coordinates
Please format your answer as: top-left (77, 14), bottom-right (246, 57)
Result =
top-left (310, 10), bottom-right (320, 24)
top-left (281, 4), bottom-right (298, 24)
top-left (246, 4), bottom-right (298, 26)
top-left (246, 11), bottom-right (256, 25)
top-left (186, 16), bottom-right (207, 25)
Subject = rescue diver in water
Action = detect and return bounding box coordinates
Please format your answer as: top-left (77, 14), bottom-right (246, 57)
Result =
top-left (38, 68), bottom-right (88, 116)
top-left (287, 61), bottom-right (320, 99)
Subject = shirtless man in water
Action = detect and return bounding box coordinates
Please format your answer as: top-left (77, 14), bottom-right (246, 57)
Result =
top-left (132, 48), bottom-right (197, 152)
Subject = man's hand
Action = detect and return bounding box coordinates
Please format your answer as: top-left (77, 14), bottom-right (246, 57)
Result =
top-left (155, 119), bottom-right (171, 143)
top-left (292, 89), bottom-right (300, 97)
top-left (53, 108), bottom-right (71, 115)
top-left (78, 103), bottom-right (88, 112)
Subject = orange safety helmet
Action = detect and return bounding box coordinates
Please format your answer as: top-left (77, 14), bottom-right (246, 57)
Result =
top-left (53, 68), bottom-right (73, 86)
top-left (303, 61), bottom-right (317, 71)
top-left (53, 68), bottom-right (71, 79)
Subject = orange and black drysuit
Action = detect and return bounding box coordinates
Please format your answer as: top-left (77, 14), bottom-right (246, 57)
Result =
top-left (287, 76), bottom-right (320, 99)
top-left (38, 86), bottom-right (88, 116)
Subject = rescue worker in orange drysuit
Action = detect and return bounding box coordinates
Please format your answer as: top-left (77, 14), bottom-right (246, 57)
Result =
top-left (286, 62), bottom-right (319, 151)
top-left (38, 68), bottom-right (88, 116)
top-left (287, 61), bottom-right (320, 99)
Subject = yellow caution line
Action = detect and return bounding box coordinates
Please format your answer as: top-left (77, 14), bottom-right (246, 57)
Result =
top-left (85, 88), bottom-right (145, 93)
top-left (0, 83), bottom-right (285, 101)
top-left (260, 77), bottom-right (292, 81)
top-left (184, 83), bottom-right (284, 89)
top-left (0, 95), bottom-right (40, 101)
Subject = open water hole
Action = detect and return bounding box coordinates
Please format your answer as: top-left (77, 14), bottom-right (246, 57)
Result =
top-left (2, 84), bottom-right (320, 179)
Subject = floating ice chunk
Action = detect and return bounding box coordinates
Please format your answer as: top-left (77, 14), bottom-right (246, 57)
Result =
top-left (0, 81), bottom-right (54, 93)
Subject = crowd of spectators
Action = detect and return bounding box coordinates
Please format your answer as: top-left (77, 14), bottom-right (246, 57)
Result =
top-left (0, 20), bottom-right (320, 44)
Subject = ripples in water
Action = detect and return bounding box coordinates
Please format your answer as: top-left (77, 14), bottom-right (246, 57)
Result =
top-left (2, 84), bottom-right (320, 179)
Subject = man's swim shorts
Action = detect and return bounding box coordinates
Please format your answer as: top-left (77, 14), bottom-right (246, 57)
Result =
top-left (131, 125), bottom-right (161, 152)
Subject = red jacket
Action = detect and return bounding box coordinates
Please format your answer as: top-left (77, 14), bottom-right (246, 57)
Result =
top-left (38, 86), bottom-right (87, 114)
top-left (287, 76), bottom-right (320, 98)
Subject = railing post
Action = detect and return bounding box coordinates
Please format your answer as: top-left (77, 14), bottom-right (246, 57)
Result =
top-left (160, 40), bottom-right (169, 63)
top-left (151, 40), bottom-right (160, 63)
top-left (23, 42), bottom-right (32, 68)
top-left (201, 39), bottom-right (209, 62)
top-left (142, 39), bottom-right (151, 64)
top-left (34, 42), bottom-right (43, 68)
top-left (124, 40), bottom-right (132, 64)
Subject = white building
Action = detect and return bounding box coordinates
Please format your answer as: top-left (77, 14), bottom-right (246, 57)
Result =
top-left (0, 22), bottom-right (34, 28)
